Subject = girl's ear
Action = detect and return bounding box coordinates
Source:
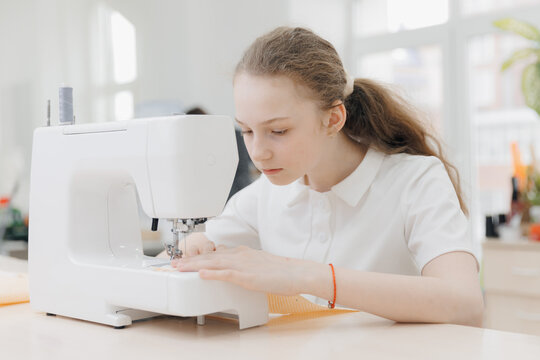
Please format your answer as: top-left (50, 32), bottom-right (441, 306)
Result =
top-left (325, 100), bottom-right (347, 137)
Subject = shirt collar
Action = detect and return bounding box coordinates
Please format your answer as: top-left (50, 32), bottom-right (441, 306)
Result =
top-left (285, 147), bottom-right (385, 208)
top-left (331, 147), bottom-right (385, 207)
top-left (285, 176), bottom-right (310, 208)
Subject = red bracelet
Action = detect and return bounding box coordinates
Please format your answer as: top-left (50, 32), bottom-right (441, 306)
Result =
top-left (328, 263), bottom-right (336, 309)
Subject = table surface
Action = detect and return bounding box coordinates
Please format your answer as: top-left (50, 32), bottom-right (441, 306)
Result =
top-left (0, 254), bottom-right (28, 272)
top-left (483, 239), bottom-right (540, 251)
top-left (3, 303), bottom-right (540, 359)
top-left (2, 256), bottom-right (540, 360)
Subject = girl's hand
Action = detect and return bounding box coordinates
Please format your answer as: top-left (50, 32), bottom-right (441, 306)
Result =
top-left (156, 233), bottom-right (216, 259)
top-left (171, 246), bottom-right (309, 295)
top-left (179, 232), bottom-right (217, 257)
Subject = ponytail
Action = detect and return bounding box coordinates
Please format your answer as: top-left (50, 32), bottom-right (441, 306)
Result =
top-left (344, 79), bottom-right (468, 216)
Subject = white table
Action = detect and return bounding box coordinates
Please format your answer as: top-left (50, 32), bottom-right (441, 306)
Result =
top-left (1, 256), bottom-right (540, 360)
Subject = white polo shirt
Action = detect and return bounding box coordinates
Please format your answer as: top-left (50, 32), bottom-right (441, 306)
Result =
top-left (205, 146), bottom-right (477, 304)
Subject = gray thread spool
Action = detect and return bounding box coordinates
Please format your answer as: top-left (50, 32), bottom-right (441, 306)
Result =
top-left (59, 86), bottom-right (74, 125)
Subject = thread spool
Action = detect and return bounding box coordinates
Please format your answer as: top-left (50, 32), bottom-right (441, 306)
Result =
top-left (59, 86), bottom-right (74, 125)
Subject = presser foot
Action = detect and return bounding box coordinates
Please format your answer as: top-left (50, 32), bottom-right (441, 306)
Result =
top-left (166, 245), bottom-right (183, 261)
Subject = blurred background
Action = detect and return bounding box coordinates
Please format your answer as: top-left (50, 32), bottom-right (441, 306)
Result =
top-left (1, 0), bottom-right (540, 258)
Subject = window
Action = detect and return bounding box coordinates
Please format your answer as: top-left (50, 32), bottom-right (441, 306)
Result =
top-left (354, 0), bottom-right (449, 36)
top-left (92, 5), bottom-right (138, 122)
top-left (469, 32), bottom-right (540, 218)
top-left (461, 0), bottom-right (540, 15)
top-left (110, 11), bottom-right (137, 85)
top-left (357, 45), bottom-right (443, 131)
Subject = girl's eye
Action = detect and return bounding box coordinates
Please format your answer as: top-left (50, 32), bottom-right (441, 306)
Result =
top-left (272, 129), bottom-right (288, 135)
top-left (241, 130), bottom-right (253, 136)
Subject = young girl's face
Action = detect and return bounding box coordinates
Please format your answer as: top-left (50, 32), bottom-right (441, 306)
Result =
top-left (233, 73), bottom-right (331, 186)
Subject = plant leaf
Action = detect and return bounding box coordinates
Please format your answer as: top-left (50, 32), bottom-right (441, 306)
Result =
top-left (501, 48), bottom-right (538, 71)
top-left (494, 18), bottom-right (540, 42)
top-left (522, 62), bottom-right (540, 116)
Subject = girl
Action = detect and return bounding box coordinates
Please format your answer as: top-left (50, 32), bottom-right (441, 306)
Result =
top-left (171, 27), bottom-right (483, 326)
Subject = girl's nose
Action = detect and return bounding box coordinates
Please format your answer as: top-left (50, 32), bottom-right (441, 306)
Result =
top-left (249, 135), bottom-right (272, 162)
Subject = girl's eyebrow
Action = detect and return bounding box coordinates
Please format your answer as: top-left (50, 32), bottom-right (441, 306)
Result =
top-left (235, 117), bottom-right (290, 126)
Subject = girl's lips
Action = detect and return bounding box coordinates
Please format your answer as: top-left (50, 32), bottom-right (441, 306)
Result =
top-left (262, 168), bottom-right (283, 175)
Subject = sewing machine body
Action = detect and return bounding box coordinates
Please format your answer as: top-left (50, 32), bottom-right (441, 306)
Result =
top-left (28, 115), bottom-right (268, 329)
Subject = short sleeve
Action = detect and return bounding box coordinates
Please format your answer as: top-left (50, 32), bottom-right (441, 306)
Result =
top-left (400, 158), bottom-right (478, 272)
top-left (204, 177), bottom-right (262, 249)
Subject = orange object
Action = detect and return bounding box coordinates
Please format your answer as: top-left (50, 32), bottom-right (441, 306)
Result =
top-left (511, 142), bottom-right (527, 190)
top-left (328, 263), bottom-right (336, 309)
top-left (529, 224), bottom-right (540, 242)
top-left (266, 293), bottom-right (356, 326)
top-left (0, 197), bottom-right (9, 207)
top-left (0, 272), bottom-right (29, 306)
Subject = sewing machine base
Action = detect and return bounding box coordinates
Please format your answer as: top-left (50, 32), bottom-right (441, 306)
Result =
top-left (31, 260), bottom-right (269, 330)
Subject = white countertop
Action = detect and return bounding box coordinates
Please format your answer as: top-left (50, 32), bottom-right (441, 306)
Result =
top-left (1, 256), bottom-right (540, 359)
top-left (2, 301), bottom-right (540, 359)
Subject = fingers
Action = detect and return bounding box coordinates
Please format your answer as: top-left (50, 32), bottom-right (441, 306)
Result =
top-left (172, 248), bottom-right (264, 292)
top-left (184, 243), bottom-right (201, 257)
top-left (201, 241), bottom-right (216, 254)
top-left (173, 256), bottom-right (235, 272)
top-left (181, 239), bottom-right (216, 257)
top-left (174, 260), bottom-right (220, 272)
top-left (172, 246), bottom-right (249, 272)
top-left (216, 244), bottom-right (228, 251)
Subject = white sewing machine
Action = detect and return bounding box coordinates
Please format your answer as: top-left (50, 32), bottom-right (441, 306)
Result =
top-left (28, 115), bottom-right (268, 329)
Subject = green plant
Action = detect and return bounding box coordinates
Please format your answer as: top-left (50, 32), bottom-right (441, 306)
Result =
top-left (494, 18), bottom-right (540, 116)
top-left (526, 167), bottom-right (540, 206)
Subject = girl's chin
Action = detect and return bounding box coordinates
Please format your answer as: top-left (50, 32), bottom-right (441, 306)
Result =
top-left (263, 172), bottom-right (297, 186)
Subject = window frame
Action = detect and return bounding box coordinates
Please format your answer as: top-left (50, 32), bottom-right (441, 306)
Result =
top-left (344, 1), bottom-right (540, 245)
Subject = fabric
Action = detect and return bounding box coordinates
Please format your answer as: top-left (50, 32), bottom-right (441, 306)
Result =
top-left (0, 271), bottom-right (29, 306)
top-left (267, 293), bottom-right (356, 315)
top-left (205, 146), bottom-right (478, 307)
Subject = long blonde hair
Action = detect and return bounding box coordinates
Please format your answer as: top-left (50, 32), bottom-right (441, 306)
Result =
top-left (235, 27), bottom-right (468, 216)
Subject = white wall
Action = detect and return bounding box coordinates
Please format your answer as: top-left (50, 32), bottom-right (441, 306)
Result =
top-left (0, 0), bottom-right (99, 210)
top-left (0, 1), bottom-right (38, 203)
top-left (106, 0), bottom-right (290, 116)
